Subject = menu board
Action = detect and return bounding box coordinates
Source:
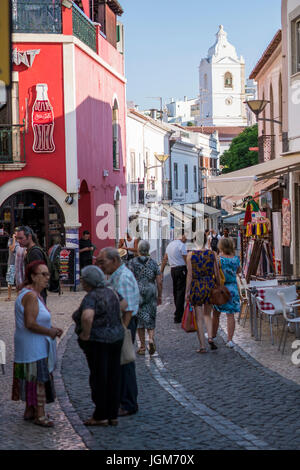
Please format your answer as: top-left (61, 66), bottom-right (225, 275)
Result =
top-left (59, 247), bottom-right (76, 286)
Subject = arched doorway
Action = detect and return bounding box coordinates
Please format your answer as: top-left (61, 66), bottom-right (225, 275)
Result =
top-left (0, 190), bottom-right (65, 284)
top-left (79, 180), bottom-right (91, 238)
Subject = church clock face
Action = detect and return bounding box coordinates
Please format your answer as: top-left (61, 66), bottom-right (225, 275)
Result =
top-left (225, 97), bottom-right (233, 106)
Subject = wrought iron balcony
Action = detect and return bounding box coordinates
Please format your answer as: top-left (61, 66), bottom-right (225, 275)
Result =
top-left (12, 0), bottom-right (62, 34)
top-left (72, 2), bottom-right (97, 52)
top-left (258, 135), bottom-right (275, 163)
top-left (0, 124), bottom-right (26, 164)
top-left (130, 182), bottom-right (145, 205)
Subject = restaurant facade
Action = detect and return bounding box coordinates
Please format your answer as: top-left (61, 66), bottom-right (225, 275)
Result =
top-left (0, 0), bottom-right (126, 285)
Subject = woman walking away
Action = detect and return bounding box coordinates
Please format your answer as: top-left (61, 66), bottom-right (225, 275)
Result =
top-left (128, 240), bottom-right (162, 356)
top-left (72, 265), bottom-right (126, 426)
top-left (185, 233), bottom-right (220, 354)
top-left (12, 261), bottom-right (63, 427)
top-left (212, 238), bottom-right (241, 349)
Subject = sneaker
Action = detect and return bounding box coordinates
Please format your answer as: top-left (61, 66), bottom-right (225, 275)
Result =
top-left (205, 333), bottom-right (217, 341)
top-left (226, 341), bottom-right (235, 349)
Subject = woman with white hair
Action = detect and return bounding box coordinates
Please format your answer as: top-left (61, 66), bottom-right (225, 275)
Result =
top-left (72, 265), bottom-right (127, 427)
top-left (128, 240), bottom-right (162, 355)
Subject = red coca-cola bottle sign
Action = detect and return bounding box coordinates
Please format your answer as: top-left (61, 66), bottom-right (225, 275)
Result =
top-left (32, 83), bottom-right (55, 153)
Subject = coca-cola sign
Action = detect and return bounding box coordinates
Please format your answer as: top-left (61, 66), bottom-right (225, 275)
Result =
top-left (13, 49), bottom-right (40, 68)
top-left (32, 83), bottom-right (55, 153)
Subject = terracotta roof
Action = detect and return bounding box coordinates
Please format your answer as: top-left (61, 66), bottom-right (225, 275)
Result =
top-left (186, 126), bottom-right (246, 137)
top-left (249, 30), bottom-right (282, 79)
top-left (98, 0), bottom-right (124, 15)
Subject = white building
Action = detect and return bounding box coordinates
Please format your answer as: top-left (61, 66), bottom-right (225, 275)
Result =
top-left (126, 109), bottom-right (172, 260)
top-left (165, 97), bottom-right (199, 126)
top-left (245, 79), bottom-right (258, 126)
top-left (198, 25), bottom-right (247, 127)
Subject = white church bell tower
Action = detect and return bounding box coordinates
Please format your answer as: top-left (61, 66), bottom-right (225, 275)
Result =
top-left (198, 25), bottom-right (247, 127)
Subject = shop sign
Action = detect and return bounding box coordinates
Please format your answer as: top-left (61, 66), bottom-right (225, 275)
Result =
top-left (173, 190), bottom-right (185, 203)
top-left (282, 198), bottom-right (291, 247)
top-left (144, 190), bottom-right (157, 203)
top-left (32, 83), bottom-right (55, 153)
top-left (12, 48), bottom-right (40, 68)
top-left (59, 248), bottom-right (75, 286)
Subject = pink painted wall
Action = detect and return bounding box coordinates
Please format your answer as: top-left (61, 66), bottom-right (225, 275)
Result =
top-left (74, 44), bottom-right (127, 249)
top-left (256, 42), bottom-right (283, 161)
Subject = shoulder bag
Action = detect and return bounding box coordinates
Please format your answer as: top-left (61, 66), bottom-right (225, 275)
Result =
top-left (120, 321), bottom-right (136, 365)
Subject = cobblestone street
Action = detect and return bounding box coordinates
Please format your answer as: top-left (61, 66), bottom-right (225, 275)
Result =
top-left (1, 274), bottom-right (300, 450)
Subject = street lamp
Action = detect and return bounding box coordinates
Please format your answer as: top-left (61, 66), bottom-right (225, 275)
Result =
top-left (245, 99), bottom-right (282, 125)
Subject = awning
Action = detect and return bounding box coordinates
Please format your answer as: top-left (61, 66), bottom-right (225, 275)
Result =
top-left (185, 203), bottom-right (221, 217)
top-left (207, 154), bottom-right (300, 197)
top-left (220, 178), bottom-right (278, 214)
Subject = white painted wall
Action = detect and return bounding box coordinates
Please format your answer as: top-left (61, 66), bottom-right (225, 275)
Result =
top-left (198, 25), bottom-right (247, 127)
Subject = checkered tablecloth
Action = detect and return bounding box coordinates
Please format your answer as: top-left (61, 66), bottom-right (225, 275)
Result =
top-left (256, 289), bottom-right (275, 311)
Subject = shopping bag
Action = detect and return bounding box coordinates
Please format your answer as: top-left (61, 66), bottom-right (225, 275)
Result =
top-left (120, 326), bottom-right (136, 365)
top-left (181, 303), bottom-right (197, 333)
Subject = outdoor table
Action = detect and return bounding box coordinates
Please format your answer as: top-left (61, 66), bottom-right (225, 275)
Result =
top-left (246, 287), bottom-right (260, 341)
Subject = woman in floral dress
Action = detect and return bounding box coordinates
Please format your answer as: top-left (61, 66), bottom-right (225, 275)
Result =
top-left (185, 233), bottom-right (220, 353)
top-left (128, 240), bottom-right (162, 355)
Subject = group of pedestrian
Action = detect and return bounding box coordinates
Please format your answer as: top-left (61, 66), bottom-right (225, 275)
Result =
top-left (10, 224), bottom-right (240, 429)
top-left (163, 228), bottom-right (241, 353)
top-left (5, 226), bottom-right (63, 302)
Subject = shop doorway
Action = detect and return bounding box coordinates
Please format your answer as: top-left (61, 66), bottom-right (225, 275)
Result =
top-left (0, 190), bottom-right (65, 285)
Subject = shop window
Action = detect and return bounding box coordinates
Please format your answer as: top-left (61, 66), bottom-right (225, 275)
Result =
top-left (224, 72), bottom-right (233, 89)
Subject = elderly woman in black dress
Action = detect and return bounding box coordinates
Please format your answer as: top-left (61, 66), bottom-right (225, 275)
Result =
top-left (73, 265), bottom-right (127, 426)
top-left (128, 240), bottom-right (162, 356)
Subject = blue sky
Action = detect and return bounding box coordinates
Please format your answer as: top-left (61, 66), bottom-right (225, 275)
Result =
top-left (122, 0), bottom-right (282, 110)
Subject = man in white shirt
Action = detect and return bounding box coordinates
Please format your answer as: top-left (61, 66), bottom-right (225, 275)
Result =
top-left (161, 234), bottom-right (188, 323)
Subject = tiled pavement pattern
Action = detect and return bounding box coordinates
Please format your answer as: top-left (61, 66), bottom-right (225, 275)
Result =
top-left (62, 274), bottom-right (300, 451)
top-left (0, 290), bottom-right (87, 450)
top-left (1, 274), bottom-right (300, 450)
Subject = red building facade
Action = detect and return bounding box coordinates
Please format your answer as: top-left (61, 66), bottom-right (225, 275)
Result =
top-left (0, 0), bottom-right (126, 284)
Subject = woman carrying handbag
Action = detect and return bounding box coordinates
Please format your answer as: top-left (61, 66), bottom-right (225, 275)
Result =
top-left (212, 238), bottom-right (241, 349)
top-left (185, 233), bottom-right (220, 354)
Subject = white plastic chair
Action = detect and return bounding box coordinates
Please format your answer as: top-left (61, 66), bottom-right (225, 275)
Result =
top-left (277, 292), bottom-right (300, 355)
top-left (237, 277), bottom-right (249, 325)
top-left (256, 286), bottom-right (298, 345)
top-left (0, 340), bottom-right (6, 375)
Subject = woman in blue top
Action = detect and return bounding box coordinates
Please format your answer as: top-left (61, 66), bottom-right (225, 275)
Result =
top-left (12, 261), bottom-right (63, 427)
top-left (212, 238), bottom-right (241, 349)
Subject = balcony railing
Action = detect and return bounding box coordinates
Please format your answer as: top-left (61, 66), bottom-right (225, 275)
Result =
top-left (258, 135), bottom-right (275, 163)
top-left (0, 124), bottom-right (26, 164)
top-left (12, 0), bottom-right (62, 34)
top-left (72, 2), bottom-right (97, 52)
top-left (200, 196), bottom-right (221, 209)
top-left (130, 182), bottom-right (145, 205)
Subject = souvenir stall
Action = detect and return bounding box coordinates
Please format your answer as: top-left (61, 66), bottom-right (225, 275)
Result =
top-left (239, 199), bottom-right (275, 283)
